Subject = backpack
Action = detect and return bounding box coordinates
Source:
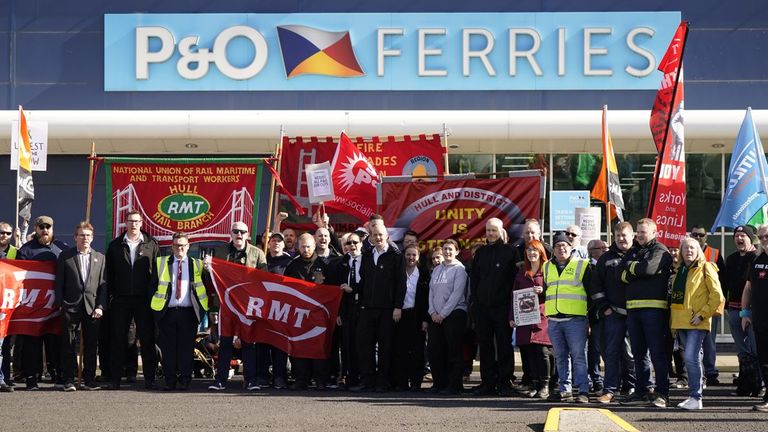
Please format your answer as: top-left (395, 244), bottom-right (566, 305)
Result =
top-left (737, 352), bottom-right (763, 397)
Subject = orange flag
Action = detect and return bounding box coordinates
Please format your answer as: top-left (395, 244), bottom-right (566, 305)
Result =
top-left (591, 106), bottom-right (625, 222)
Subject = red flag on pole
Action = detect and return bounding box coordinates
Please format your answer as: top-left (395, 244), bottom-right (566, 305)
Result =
top-left (0, 260), bottom-right (61, 337)
top-left (649, 22), bottom-right (688, 154)
top-left (209, 259), bottom-right (342, 359)
top-left (324, 132), bottom-right (379, 221)
top-left (647, 22), bottom-right (689, 247)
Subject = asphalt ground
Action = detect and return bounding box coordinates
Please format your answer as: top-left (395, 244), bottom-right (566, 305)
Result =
top-left (1, 375), bottom-right (765, 432)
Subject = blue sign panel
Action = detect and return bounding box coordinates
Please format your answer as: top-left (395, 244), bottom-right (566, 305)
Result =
top-left (550, 191), bottom-right (591, 231)
top-left (104, 12), bottom-right (681, 91)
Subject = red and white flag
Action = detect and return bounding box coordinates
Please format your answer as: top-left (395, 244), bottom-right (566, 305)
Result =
top-left (209, 259), bottom-right (342, 359)
top-left (0, 260), bottom-right (61, 338)
top-left (647, 22), bottom-right (689, 247)
top-left (324, 132), bottom-right (379, 221)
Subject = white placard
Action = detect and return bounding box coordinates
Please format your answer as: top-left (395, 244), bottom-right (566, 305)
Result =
top-left (513, 287), bottom-right (541, 326)
top-left (305, 161), bottom-right (335, 204)
top-left (10, 120), bottom-right (48, 171)
top-left (575, 207), bottom-right (602, 246)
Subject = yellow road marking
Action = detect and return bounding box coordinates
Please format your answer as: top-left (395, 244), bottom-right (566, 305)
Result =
top-left (543, 408), bottom-right (639, 432)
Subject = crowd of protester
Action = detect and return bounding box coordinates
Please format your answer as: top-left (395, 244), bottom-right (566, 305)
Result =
top-left (2, 211), bottom-right (768, 413)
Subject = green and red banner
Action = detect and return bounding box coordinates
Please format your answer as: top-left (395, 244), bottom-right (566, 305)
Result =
top-left (0, 260), bottom-right (60, 338)
top-left (379, 174), bottom-right (543, 252)
top-left (105, 158), bottom-right (265, 246)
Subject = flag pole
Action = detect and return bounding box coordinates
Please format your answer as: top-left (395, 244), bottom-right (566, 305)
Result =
top-left (443, 123), bottom-right (450, 175)
top-left (14, 106), bottom-right (21, 247)
top-left (603, 106), bottom-right (612, 245)
top-left (263, 126), bottom-right (283, 249)
top-left (85, 142), bottom-right (96, 222)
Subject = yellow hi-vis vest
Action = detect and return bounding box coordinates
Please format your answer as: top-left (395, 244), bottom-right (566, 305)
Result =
top-left (543, 258), bottom-right (588, 316)
top-left (4, 245), bottom-right (17, 259)
top-left (151, 257), bottom-right (208, 312)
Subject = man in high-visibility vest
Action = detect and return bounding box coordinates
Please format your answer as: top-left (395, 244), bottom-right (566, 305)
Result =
top-left (0, 221), bottom-right (16, 392)
top-left (151, 231), bottom-right (209, 391)
top-left (690, 225), bottom-right (726, 387)
top-left (543, 231), bottom-right (592, 404)
top-left (620, 218), bottom-right (673, 408)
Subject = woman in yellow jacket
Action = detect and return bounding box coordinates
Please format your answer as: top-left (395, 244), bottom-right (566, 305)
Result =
top-left (669, 237), bottom-right (725, 410)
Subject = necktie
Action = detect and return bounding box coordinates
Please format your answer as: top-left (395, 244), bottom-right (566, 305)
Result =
top-left (350, 258), bottom-right (357, 285)
top-left (175, 260), bottom-right (183, 300)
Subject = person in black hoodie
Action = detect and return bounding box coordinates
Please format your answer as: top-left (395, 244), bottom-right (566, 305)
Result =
top-left (392, 245), bottom-right (430, 391)
top-left (351, 221), bottom-right (406, 392)
top-left (284, 233), bottom-right (331, 390)
top-left (470, 217), bottom-right (520, 396)
top-left (591, 222), bottom-right (638, 404)
top-left (105, 210), bottom-right (159, 390)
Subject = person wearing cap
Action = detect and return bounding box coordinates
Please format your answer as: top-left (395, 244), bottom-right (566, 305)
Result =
top-left (689, 225), bottom-right (727, 387)
top-left (207, 221), bottom-right (267, 392)
top-left (17, 215), bottom-right (70, 390)
top-left (470, 217), bottom-right (520, 396)
top-left (619, 218), bottom-right (673, 408)
top-left (726, 226), bottom-right (759, 367)
top-left (0, 221), bottom-right (17, 392)
top-left (591, 222), bottom-right (637, 404)
top-left (741, 224), bottom-right (768, 411)
top-left (543, 231), bottom-right (592, 403)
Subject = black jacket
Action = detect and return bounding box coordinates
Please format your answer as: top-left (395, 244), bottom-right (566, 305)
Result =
top-left (106, 231), bottom-right (159, 299)
top-left (621, 238), bottom-right (672, 307)
top-left (329, 253), bottom-right (363, 318)
top-left (54, 247), bottom-right (108, 315)
top-left (724, 250), bottom-right (757, 308)
top-left (285, 253), bottom-right (329, 284)
top-left (590, 244), bottom-right (630, 316)
top-left (359, 245), bottom-right (406, 309)
top-left (267, 251), bottom-right (294, 275)
top-left (470, 240), bottom-right (519, 309)
top-left (406, 266), bottom-right (431, 323)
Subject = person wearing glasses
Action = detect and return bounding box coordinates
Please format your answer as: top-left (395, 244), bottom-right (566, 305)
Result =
top-left (0, 221), bottom-right (17, 392)
top-left (689, 225), bottom-right (726, 387)
top-left (591, 222), bottom-right (638, 404)
top-left (105, 209), bottom-right (159, 390)
top-left (207, 221), bottom-right (267, 392)
top-left (331, 233), bottom-right (364, 389)
top-left (17, 215), bottom-right (70, 390)
top-left (565, 225), bottom-right (589, 259)
top-left (585, 238), bottom-right (609, 395)
top-left (151, 231), bottom-right (209, 391)
top-left (54, 222), bottom-right (107, 392)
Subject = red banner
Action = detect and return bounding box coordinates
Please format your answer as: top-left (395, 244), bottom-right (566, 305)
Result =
top-left (0, 260), bottom-right (60, 338)
top-left (210, 258), bottom-right (342, 359)
top-left (648, 22), bottom-right (688, 247)
top-left (324, 132), bottom-right (379, 221)
top-left (380, 174), bottom-right (543, 252)
top-left (106, 159), bottom-right (263, 246)
top-left (279, 134), bottom-right (445, 216)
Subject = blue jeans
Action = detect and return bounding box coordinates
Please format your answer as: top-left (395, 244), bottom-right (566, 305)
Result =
top-left (702, 316), bottom-right (720, 379)
top-left (728, 308), bottom-right (757, 356)
top-left (601, 312), bottom-right (636, 394)
top-left (627, 308), bottom-right (669, 396)
top-left (678, 329), bottom-right (707, 400)
top-left (548, 316), bottom-right (589, 394)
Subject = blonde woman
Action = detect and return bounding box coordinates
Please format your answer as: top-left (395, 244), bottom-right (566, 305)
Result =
top-left (669, 237), bottom-right (724, 410)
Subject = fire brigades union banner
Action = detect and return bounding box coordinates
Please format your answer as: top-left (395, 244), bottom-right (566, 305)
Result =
top-left (379, 173), bottom-right (543, 252)
top-left (105, 158), bottom-right (265, 246)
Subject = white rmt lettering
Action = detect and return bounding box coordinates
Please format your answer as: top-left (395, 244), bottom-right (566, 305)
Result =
top-left (268, 300), bottom-right (291, 323)
top-left (245, 296), bottom-right (264, 318)
top-left (377, 28), bottom-right (404, 76)
top-left (293, 308), bottom-right (310, 328)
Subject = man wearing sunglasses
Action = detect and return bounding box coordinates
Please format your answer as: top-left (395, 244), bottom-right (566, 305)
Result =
top-left (0, 221), bottom-right (17, 392)
top-left (17, 215), bottom-right (70, 390)
top-left (332, 233), bottom-right (363, 389)
top-left (207, 221), bottom-right (267, 392)
top-left (690, 225), bottom-right (726, 387)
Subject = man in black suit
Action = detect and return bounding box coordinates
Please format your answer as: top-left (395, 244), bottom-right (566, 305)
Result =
top-left (351, 221), bottom-right (407, 392)
top-left (151, 232), bottom-right (209, 391)
top-left (55, 222), bottom-right (107, 391)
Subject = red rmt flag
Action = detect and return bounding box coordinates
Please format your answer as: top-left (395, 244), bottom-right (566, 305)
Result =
top-left (0, 260), bottom-right (61, 338)
top-left (209, 259), bottom-right (342, 359)
top-left (324, 131), bottom-right (379, 222)
top-left (649, 22), bottom-right (688, 154)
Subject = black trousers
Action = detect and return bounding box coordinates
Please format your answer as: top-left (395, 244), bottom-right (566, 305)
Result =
top-left (256, 343), bottom-right (288, 384)
top-left (20, 333), bottom-right (60, 382)
top-left (473, 305), bottom-right (514, 389)
top-left (520, 344), bottom-right (552, 388)
top-left (340, 305), bottom-right (361, 385)
top-left (754, 328), bottom-right (768, 401)
top-left (99, 311), bottom-right (139, 379)
top-left (290, 356), bottom-right (330, 387)
top-left (60, 307), bottom-right (100, 384)
top-left (110, 296), bottom-right (157, 385)
top-left (356, 307), bottom-right (394, 388)
top-left (393, 308), bottom-right (427, 389)
top-left (428, 309), bottom-right (467, 391)
top-left (157, 307), bottom-right (198, 386)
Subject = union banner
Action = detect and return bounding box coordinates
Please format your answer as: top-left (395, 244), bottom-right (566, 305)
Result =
top-left (105, 158), bottom-right (265, 246)
top-left (0, 260), bottom-right (60, 338)
top-left (209, 258), bottom-right (342, 359)
top-left (379, 173), bottom-right (543, 252)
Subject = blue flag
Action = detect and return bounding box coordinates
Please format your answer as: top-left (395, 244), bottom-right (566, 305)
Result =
top-left (711, 108), bottom-right (768, 231)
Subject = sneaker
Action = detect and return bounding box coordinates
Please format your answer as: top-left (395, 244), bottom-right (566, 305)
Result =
top-left (274, 377), bottom-right (288, 389)
top-left (620, 393), bottom-right (649, 405)
top-left (246, 382), bottom-right (261, 391)
top-left (706, 376), bottom-right (720, 387)
top-left (0, 383), bottom-right (13, 393)
top-left (677, 397), bottom-right (702, 410)
top-left (672, 379), bottom-right (688, 389)
top-left (81, 382), bottom-right (102, 391)
top-left (472, 384), bottom-right (497, 396)
top-left (597, 392), bottom-right (614, 404)
top-left (574, 394), bottom-right (589, 404)
top-left (550, 391), bottom-right (573, 402)
top-left (54, 383), bottom-right (65, 390)
top-left (63, 382), bottom-right (77, 392)
top-left (25, 378), bottom-right (39, 391)
top-left (649, 393), bottom-right (668, 408)
top-left (535, 386), bottom-right (549, 399)
top-left (208, 382), bottom-right (225, 391)
top-left (753, 401), bottom-right (768, 412)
